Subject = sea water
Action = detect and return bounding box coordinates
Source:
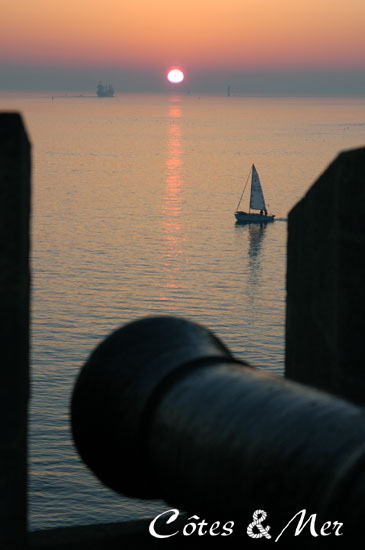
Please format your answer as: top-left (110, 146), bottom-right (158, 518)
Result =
top-left (1, 92), bottom-right (364, 529)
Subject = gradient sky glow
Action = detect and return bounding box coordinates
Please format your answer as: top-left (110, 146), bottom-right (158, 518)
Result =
top-left (1, 0), bottom-right (365, 93)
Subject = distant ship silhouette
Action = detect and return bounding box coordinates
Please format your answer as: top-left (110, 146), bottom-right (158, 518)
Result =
top-left (96, 81), bottom-right (115, 97)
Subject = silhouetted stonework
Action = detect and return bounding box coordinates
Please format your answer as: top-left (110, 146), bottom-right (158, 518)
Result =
top-left (0, 113), bottom-right (30, 549)
top-left (286, 147), bottom-right (365, 405)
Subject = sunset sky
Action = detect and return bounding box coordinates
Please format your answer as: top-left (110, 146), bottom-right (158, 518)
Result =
top-left (1, 0), bottom-right (365, 93)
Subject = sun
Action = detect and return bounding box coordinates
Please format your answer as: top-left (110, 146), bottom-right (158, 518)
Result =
top-left (167, 68), bottom-right (184, 84)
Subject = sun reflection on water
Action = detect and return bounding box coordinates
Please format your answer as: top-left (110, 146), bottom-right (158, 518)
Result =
top-left (160, 98), bottom-right (185, 306)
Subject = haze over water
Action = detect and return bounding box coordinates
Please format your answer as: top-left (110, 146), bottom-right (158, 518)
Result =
top-left (1, 92), bottom-right (364, 529)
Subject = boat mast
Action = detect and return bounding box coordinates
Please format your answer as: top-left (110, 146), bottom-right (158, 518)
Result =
top-left (235, 165), bottom-right (252, 212)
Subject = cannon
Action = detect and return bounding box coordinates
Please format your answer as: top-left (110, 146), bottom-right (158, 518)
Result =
top-left (71, 316), bottom-right (365, 546)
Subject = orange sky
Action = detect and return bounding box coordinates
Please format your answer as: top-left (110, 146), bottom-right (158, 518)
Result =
top-left (1, 0), bottom-right (365, 72)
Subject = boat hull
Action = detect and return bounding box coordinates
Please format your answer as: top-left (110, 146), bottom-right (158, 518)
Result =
top-left (235, 211), bottom-right (275, 224)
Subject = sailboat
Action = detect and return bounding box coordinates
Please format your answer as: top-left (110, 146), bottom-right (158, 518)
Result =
top-left (235, 164), bottom-right (275, 223)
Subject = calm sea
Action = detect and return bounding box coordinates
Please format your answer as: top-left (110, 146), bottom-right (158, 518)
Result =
top-left (1, 92), bottom-right (365, 529)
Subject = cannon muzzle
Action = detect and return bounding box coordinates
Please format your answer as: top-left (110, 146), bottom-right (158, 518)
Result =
top-left (71, 316), bottom-right (365, 541)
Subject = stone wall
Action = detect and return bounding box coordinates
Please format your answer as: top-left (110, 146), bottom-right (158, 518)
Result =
top-left (286, 148), bottom-right (365, 405)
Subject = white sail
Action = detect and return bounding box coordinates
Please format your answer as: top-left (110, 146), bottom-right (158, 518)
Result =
top-left (249, 165), bottom-right (266, 211)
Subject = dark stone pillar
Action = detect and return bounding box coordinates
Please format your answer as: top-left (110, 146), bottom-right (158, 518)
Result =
top-left (285, 147), bottom-right (365, 405)
top-left (0, 113), bottom-right (31, 548)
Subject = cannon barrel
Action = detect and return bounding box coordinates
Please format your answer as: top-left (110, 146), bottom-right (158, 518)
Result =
top-left (71, 316), bottom-right (365, 538)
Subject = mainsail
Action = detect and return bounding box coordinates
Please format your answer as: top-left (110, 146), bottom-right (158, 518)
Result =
top-left (249, 165), bottom-right (266, 211)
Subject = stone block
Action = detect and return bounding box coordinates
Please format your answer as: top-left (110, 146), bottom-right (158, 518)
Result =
top-left (0, 113), bottom-right (31, 549)
top-left (285, 148), bottom-right (365, 405)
